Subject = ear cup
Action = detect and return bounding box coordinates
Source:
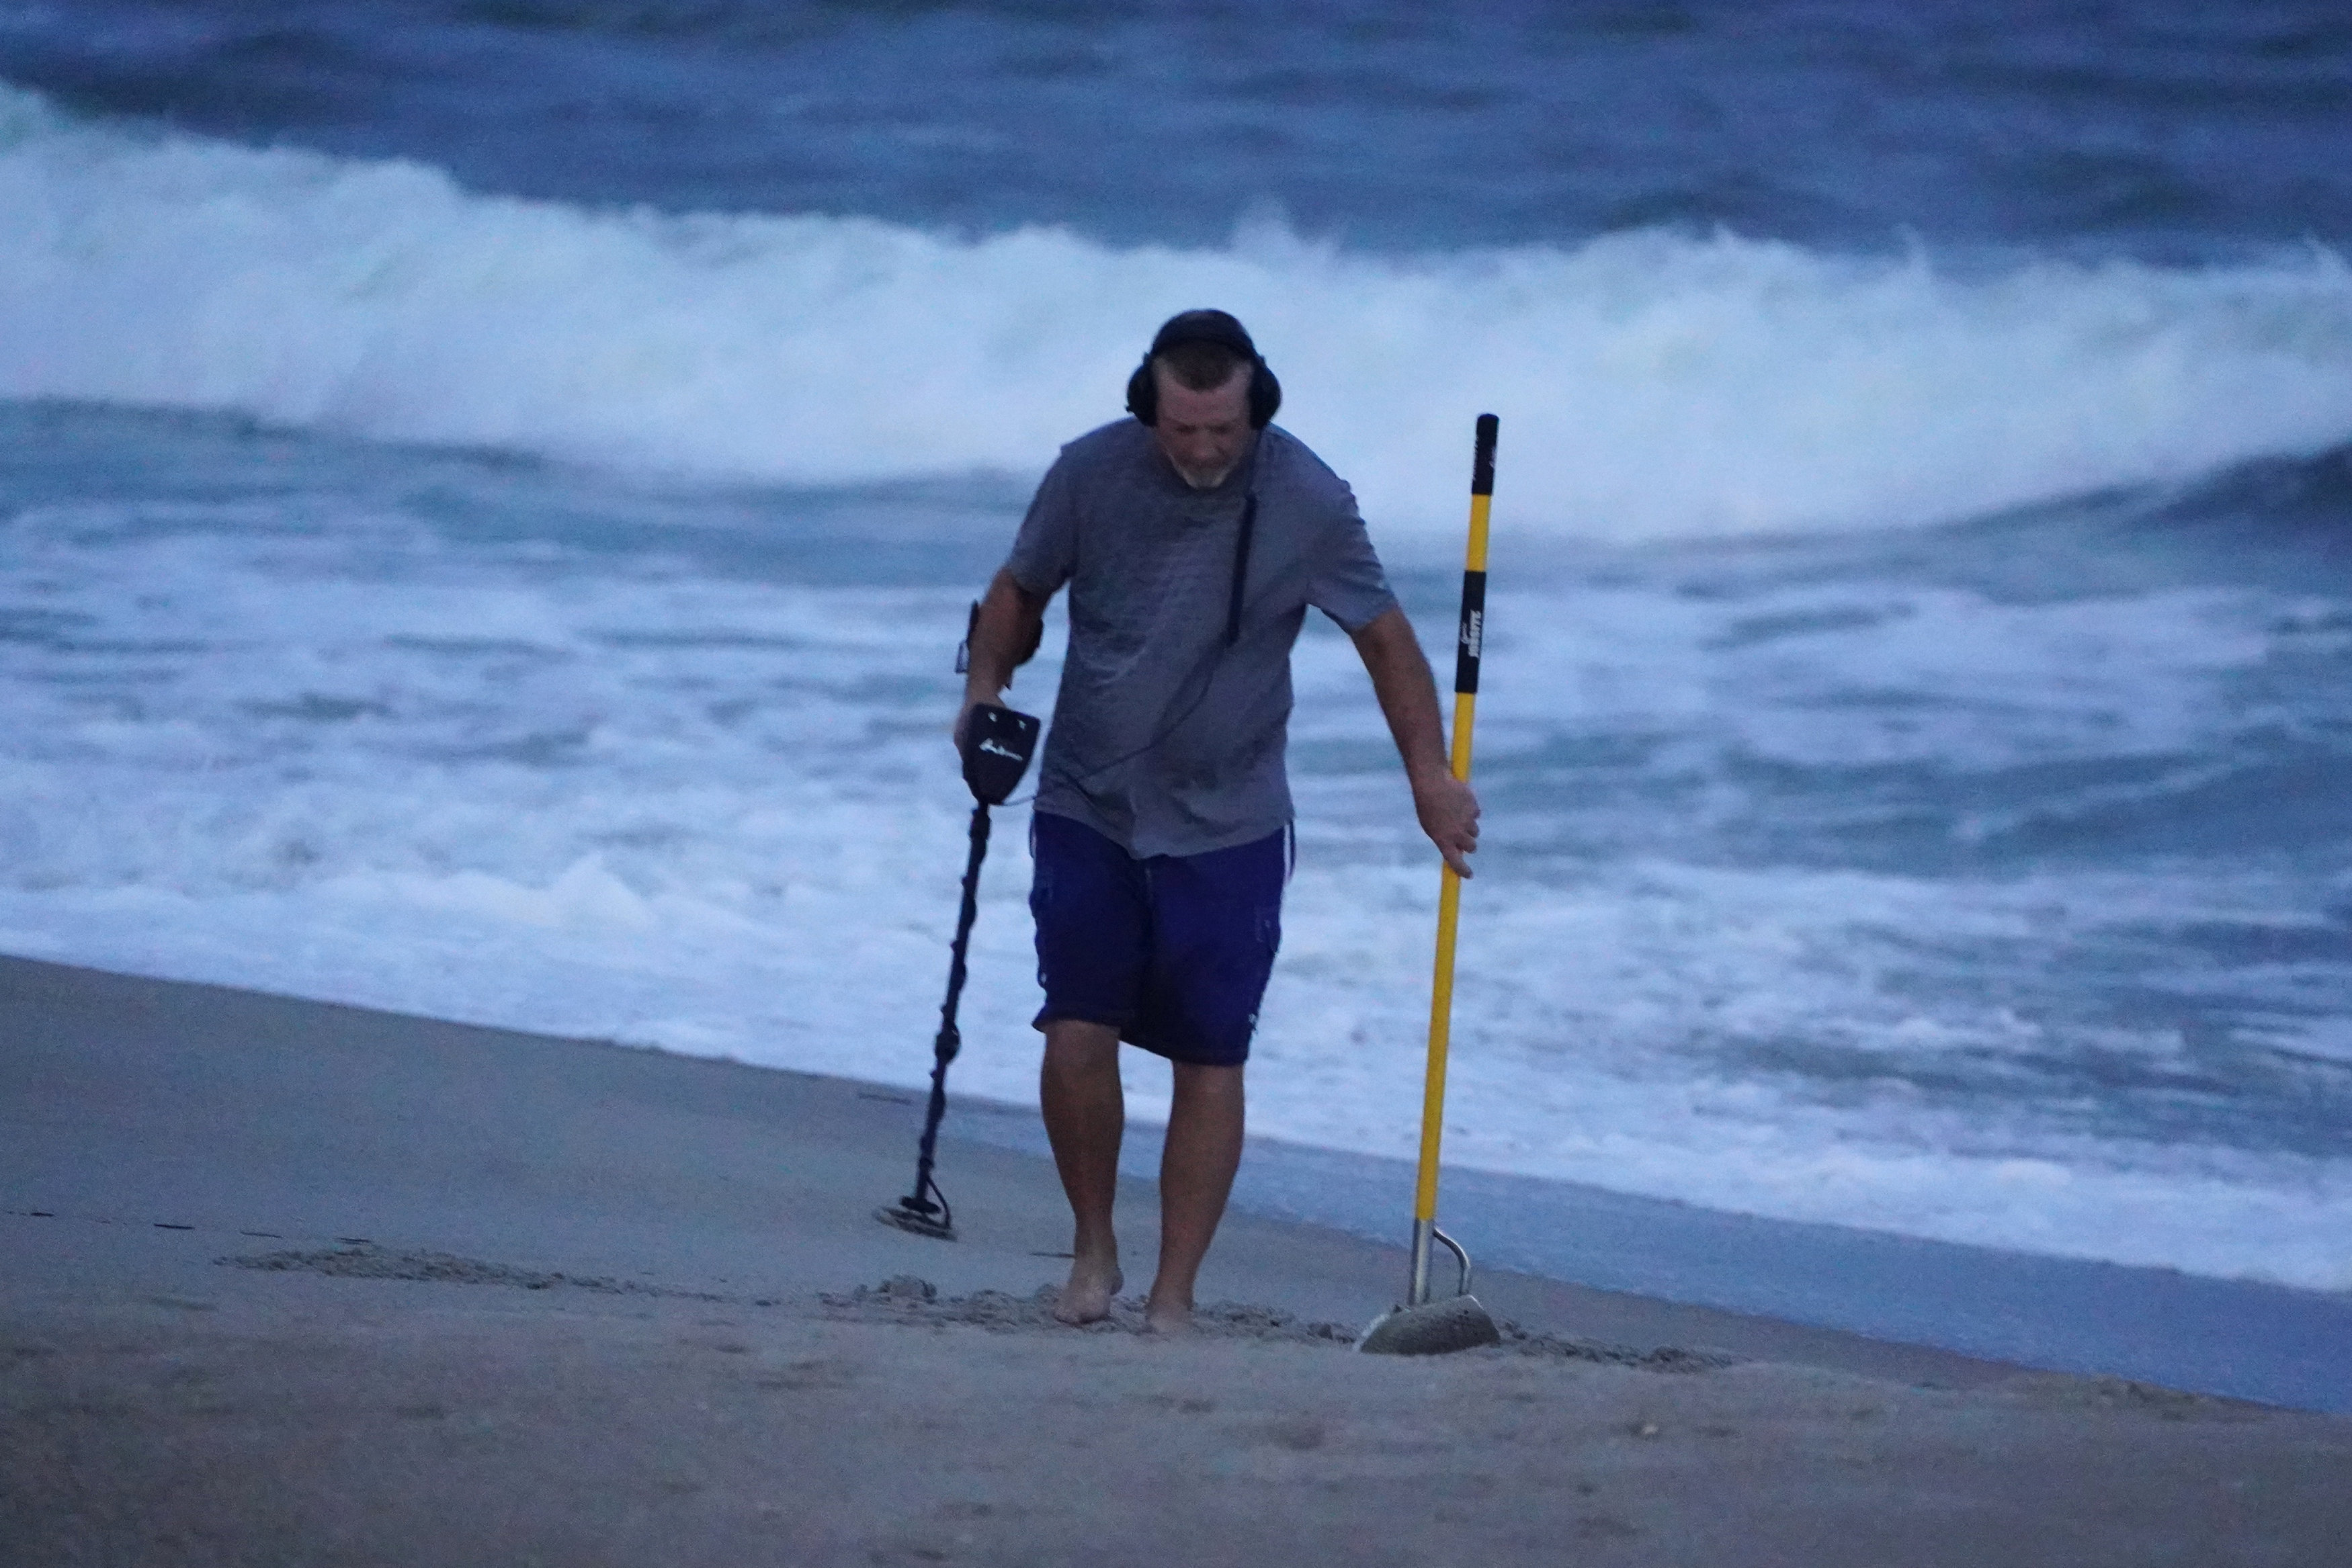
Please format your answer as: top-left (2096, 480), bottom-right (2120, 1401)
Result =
top-left (1247, 363), bottom-right (1281, 429)
top-left (1126, 355), bottom-right (1159, 425)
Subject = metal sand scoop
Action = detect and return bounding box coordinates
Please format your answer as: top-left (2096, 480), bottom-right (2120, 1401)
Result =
top-left (1358, 415), bottom-right (1505, 1357)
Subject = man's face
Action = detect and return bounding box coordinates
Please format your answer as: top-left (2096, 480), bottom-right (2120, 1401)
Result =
top-left (1150, 362), bottom-right (1254, 489)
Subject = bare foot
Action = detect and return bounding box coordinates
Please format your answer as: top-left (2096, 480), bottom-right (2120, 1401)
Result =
top-left (1053, 1255), bottom-right (1123, 1325)
top-left (1142, 1292), bottom-right (1194, 1335)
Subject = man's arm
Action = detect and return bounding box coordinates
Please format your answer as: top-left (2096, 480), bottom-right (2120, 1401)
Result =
top-left (956, 567), bottom-right (1051, 746)
top-left (1348, 605), bottom-right (1480, 877)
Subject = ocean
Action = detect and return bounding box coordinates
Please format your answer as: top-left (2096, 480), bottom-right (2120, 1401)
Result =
top-left (3, 1), bottom-right (2349, 1301)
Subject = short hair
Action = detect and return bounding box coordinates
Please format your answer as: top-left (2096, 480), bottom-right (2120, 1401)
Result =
top-left (1152, 339), bottom-right (1249, 392)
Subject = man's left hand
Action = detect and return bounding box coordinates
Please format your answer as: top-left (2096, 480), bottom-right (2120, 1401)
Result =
top-left (1413, 769), bottom-right (1480, 878)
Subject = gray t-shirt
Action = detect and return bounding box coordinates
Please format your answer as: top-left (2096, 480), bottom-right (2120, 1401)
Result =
top-left (1006, 419), bottom-right (1398, 859)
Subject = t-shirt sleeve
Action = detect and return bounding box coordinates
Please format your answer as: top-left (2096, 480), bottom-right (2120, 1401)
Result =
top-left (1307, 482), bottom-right (1399, 634)
top-left (1005, 451), bottom-right (1079, 596)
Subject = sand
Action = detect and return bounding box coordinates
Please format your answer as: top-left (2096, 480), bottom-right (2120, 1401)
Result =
top-left (5, 954), bottom-right (2348, 1565)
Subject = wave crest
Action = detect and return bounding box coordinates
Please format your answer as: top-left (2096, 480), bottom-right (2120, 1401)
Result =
top-left (3, 83), bottom-right (2351, 539)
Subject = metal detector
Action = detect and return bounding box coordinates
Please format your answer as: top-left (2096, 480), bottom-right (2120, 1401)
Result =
top-left (875, 697), bottom-right (1040, 1241)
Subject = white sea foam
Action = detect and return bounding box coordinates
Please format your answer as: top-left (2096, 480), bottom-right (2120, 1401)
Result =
top-left (5, 82), bottom-right (2351, 539)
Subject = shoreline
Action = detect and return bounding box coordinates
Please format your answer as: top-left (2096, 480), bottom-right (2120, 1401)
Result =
top-left (9, 950), bottom-right (2350, 1409)
top-left (0, 952), bottom-right (2008, 1387)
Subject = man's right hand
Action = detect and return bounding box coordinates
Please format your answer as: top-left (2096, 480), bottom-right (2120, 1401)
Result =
top-left (954, 568), bottom-right (1050, 758)
top-left (952, 693), bottom-right (991, 756)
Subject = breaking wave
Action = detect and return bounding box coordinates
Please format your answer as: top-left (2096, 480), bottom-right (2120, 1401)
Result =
top-left (4, 81), bottom-right (2352, 538)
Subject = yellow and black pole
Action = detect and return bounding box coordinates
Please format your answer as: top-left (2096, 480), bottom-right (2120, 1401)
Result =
top-left (1409, 410), bottom-right (1497, 1306)
top-left (1359, 414), bottom-right (1504, 1356)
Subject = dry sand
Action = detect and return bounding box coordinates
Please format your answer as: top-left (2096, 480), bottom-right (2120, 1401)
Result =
top-left (5, 955), bottom-right (2348, 1565)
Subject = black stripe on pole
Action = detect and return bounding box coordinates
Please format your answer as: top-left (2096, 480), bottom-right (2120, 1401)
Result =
top-left (1454, 570), bottom-right (1486, 695)
top-left (1471, 412), bottom-right (1498, 496)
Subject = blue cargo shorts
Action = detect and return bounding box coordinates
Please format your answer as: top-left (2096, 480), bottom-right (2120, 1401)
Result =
top-left (1028, 811), bottom-right (1289, 1068)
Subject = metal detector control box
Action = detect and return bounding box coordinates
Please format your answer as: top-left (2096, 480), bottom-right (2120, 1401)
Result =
top-left (961, 703), bottom-right (1040, 806)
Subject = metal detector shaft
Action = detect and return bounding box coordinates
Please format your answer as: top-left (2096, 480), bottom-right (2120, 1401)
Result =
top-left (897, 799), bottom-right (993, 1229)
top-left (1406, 412), bottom-right (1497, 1308)
top-left (881, 699), bottom-right (1037, 1241)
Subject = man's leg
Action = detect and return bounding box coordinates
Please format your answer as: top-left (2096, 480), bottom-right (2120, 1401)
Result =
top-left (1145, 1060), bottom-right (1245, 1332)
top-left (1040, 1018), bottom-right (1125, 1323)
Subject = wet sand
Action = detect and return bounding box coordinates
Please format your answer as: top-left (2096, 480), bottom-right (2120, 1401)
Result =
top-left (5, 954), bottom-right (2347, 1565)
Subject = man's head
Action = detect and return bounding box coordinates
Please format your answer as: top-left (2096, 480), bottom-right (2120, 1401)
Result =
top-left (1126, 309), bottom-right (1281, 489)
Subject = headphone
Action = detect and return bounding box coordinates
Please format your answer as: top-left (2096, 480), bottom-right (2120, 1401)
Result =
top-left (1125, 309), bottom-right (1282, 430)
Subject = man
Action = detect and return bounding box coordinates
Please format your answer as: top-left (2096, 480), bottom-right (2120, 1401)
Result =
top-left (957, 309), bottom-right (1477, 1332)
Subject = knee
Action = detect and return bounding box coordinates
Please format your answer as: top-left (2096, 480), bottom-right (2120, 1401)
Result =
top-left (1171, 1061), bottom-right (1245, 1107)
top-left (1043, 1019), bottom-right (1121, 1075)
